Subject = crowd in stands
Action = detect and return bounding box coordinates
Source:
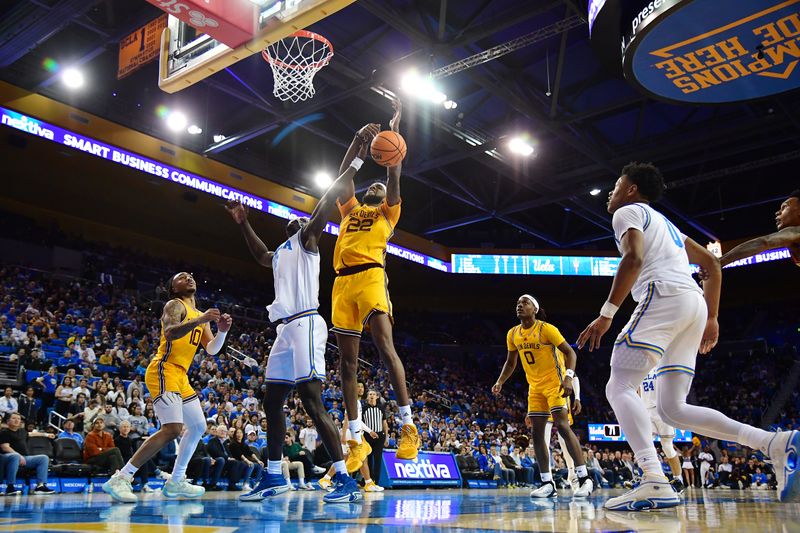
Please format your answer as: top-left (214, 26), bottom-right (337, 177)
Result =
top-left (0, 209), bottom-right (798, 495)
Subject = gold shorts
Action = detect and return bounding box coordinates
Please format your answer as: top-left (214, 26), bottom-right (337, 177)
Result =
top-left (527, 379), bottom-right (568, 417)
top-left (330, 267), bottom-right (392, 337)
top-left (145, 360), bottom-right (196, 401)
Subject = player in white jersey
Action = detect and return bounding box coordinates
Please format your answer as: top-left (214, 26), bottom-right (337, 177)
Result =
top-left (226, 135), bottom-right (377, 504)
top-left (639, 371), bottom-right (684, 494)
top-left (577, 162), bottom-right (799, 510)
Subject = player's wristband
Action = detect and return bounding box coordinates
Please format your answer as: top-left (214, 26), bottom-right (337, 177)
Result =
top-left (350, 157), bottom-right (364, 171)
top-left (600, 301), bottom-right (619, 319)
top-left (565, 369), bottom-right (575, 379)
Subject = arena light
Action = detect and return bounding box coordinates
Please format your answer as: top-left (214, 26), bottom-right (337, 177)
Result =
top-left (443, 100), bottom-right (458, 110)
top-left (166, 111), bottom-right (188, 132)
top-left (508, 137), bottom-right (534, 156)
top-left (213, 134), bottom-right (226, 143)
top-left (314, 171), bottom-right (332, 189)
top-left (590, 188), bottom-right (602, 196)
top-left (61, 68), bottom-right (84, 89)
top-left (187, 124), bottom-right (203, 135)
top-left (401, 69), bottom-right (448, 105)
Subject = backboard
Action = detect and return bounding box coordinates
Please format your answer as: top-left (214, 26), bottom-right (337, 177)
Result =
top-left (157, 0), bottom-right (355, 93)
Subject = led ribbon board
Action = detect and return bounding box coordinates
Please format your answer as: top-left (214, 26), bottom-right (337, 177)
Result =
top-left (0, 105), bottom-right (450, 273)
top-left (589, 423), bottom-right (692, 442)
top-left (622, 0), bottom-right (800, 104)
top-left (451, 249), bottom-right (790, 275)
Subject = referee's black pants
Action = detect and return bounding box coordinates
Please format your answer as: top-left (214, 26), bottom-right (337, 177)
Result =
top-left (363, 431), bottom-right (385, 482)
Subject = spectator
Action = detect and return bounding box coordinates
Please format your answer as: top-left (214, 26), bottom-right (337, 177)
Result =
top-left (282, 432), bottom-right (321, 482)
top-left (584, 449), bottom-right (606, 488)
top-left (0, 387), bottom-right (18, 418)
top-left (72, 378), bottom-right (91, 401)
top-left (17, 387), bottom-right (38, 425)
top-left (299, 418), bottom-right (319, 453)
top-left (489, 445), bottom-right (514, 487)
top-left (206, 426), bottom-right (245, 491)
top-left (101, 403), bottom-right (121, 434)
top-left (83, 398), bottom-right (102, 430)
top-left (111, 395), bottom-right (130, 421)
top-left (327, 401), bottom-right (343, 422)
top-left (83, 417), bottom-right (124, 473)
top-left (127, 404), bottom-right (150, 439)
top-left (699, 446), bottom-right (715, 488)
top-left (188, 428), bottom-right (225, 491)
top-left (126, 375), bottom-right (143, 400)
top-left (0, 412), bottom-right (56, 495)
top-left (34, 367), bottom-right (58, 422)
top-left (57, 419), bottom-right (84, 447)
top-left (717, 455), bottom-right (734, 488)
top-left (128, 388), bottom-right (145, 413)
top-left (226, 428), bottom-right (264, 491)
top-left (66, 393), bottom-right (88, 433)
top-left (599, 452), bottom-right (618, 487)
top-left (508, 445), bottom-right (535, 486)
top-left (54, 376), bottom-right (74, 417)
top-left (114, 420), bottom-right (154, 492)
top-left (245, 429), bottom-right (265, 450)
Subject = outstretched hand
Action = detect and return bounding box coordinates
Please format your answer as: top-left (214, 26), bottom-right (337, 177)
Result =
top-left (225, 200), bottom-right (248, 225)
top-left (576, 316), bottom-right (612, 352)
top-left (217, 313), bottom-right (233, 333)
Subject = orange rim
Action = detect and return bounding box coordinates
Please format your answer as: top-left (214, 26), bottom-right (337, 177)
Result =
top-left (262, 30), bottom-right (334, 70)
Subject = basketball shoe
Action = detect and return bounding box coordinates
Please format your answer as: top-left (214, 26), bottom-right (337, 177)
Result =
top-left (396, 424), bottom-right (421, 460)
top-left (604, 474), bottom-right (680, 511)
top-left (768, 430), bottom-right (800, 502)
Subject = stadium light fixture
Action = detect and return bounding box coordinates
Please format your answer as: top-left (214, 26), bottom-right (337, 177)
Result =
top-left (314, 172), bottom-right (332, 189)
top-left (166, 111), bottom-right (188, 132)
top-left (401, 69), bottom-right (448, 105)
top-left (443, 100), bottom-right (458, 110)
top-left (508, 137), bottom-right (534, 157)
top-left (187, 124), bottom-right (203, 135)
top-left (590, 188), bottom-right (602, 196)
top-left (62, 68), bottom-right (84, 89)
top-left (213, 134), bottom-right (226, 143)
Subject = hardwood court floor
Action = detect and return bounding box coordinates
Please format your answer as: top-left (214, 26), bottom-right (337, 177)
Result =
top-left (1, 487), bottom-right (799, 532)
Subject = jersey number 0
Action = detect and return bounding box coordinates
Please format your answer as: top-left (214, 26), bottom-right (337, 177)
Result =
top-left (523, 350), bottom-right (536, 365)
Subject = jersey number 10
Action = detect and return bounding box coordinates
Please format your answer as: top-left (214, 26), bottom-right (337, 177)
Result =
top-left (190, 329), bottom-right (202, 347)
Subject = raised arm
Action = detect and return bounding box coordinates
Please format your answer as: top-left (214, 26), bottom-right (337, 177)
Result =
top-left (386, 99), bottom-right (402, 207)
top-left (685, 237), bottom-right (721, 354)
top-left (302, 147), bottom-right (368, 251)
top-left (225, 201), bottom-right (273, 268)
top-left (720, 227), bottom-right (800, 266)
top-left (162, 300), bottom-right (219, 342)
top-left (338, 123), bottom-right (381, 204)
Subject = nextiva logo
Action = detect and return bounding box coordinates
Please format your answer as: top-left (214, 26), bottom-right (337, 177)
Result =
top-left (624, 0), bottom-right (800, 103)
top-left (1, 110), bottom-right (55, 140)
top-left (394, 459), bottom-right (452, 479)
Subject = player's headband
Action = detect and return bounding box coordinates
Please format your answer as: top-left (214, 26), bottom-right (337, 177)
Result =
top-left (520, 294), bottom-right (539, 311)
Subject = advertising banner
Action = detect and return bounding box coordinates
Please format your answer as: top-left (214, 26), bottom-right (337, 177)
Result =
top-left (380, 450), bottom-right (462, 488)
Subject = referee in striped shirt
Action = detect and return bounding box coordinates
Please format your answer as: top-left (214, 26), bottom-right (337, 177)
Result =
top-left (362, 390), bottom-right (389, 482)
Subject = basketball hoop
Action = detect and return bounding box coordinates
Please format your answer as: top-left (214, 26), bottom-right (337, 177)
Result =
top-left (262, 30), bottom-right (333, 103)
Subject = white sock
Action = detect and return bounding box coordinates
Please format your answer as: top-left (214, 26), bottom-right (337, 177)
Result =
top-left (399, 405), bottom-right (413, 426)
top-left (737, 425), bottom-right (774, 454)
top-left (267, 460), bottom-right (282, 475)
top-left (119, 462), bottom-right (139, 481)
top-left (348, 420), bottom-right (362, 443)
top-left (365, 478), bottom-right (372, 484)
top-left (540, 472), bottom-right (552, 483)
top-left (299, 477), bottom-right (305, 484)
top-left (333, 460), bottom-right (347, 475)
top-left (575, 465), bottom-right (587, 478)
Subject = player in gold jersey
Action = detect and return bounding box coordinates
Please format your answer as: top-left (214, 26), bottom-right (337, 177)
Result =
top-left (103, 272), bottom-right (232, 503)
top-left (493, 294), bottom-right (593, 498)
top-left (331, 100), bottom-right (420, 465)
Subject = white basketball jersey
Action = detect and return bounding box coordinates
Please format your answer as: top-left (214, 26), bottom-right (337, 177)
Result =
top-left (267, 231), bottom-right (320, 322)
top-left (612, 203), bottom-right (701, 302)
top-left (640, 370), bottom-right (658, 410)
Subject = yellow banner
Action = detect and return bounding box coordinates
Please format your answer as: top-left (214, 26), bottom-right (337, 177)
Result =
top-left (118, 14), bottom-right (167, 80)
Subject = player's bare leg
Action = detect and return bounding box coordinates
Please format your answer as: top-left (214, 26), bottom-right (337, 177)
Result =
top-left (369, 312), bottom-right (419, 460)
top-left (551, 409), bottom-right (594, 496)
top-left (334, 333), bottom-right (371, 470)
top-left (530, 416), bottom-right (557, 497)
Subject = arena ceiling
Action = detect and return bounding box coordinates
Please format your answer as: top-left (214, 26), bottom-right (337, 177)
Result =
top-left (1, 0), bottom-right (798, 250)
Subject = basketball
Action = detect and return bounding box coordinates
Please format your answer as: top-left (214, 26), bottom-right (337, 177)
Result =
top-left (370, 130), bottom-right (407, 167)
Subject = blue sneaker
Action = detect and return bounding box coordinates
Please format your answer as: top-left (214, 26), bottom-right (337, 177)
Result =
top-left (768, 430), bottom-right (800, 502)
top-left (239, 473), bottom-right (291, 502)
top-left (323, 473), bottom-right (362, 504)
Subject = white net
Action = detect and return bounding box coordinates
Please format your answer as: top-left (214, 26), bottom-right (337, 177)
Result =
top-left (263, 31), bottom-right (333, 103)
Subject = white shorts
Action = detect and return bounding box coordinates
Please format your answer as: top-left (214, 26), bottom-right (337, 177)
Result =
top-left (648, 406), bottom-right (675, 439)
top-left (265, 313), bottom-right (327, 384)
top-left (611, 284), bottom-right (706, 379)
top-left (153, 392), bottom-right (205, 427)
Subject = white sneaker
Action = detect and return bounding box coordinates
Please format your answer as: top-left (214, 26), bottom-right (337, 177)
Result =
top-left (312, 466), bottom-right (326, 474)
top-left (573, 477), bottom-right (594, 498)
top-left (530, 481), bottom-right (557, 498)
top-left (299, 482), bottom-right (315, 491)
top-left (142, 484), bottom-right (155, 493)
top-left (242, 482), bottom-right (252, 492)
top-left (767, 430), bottom-right (800, 502)
top-left (604, 475), bottom-right (680, 511)
top-left (157, 471), bottom-right (172, 481)
top-left (568, 475), bottom-right (578, 491)
top-left (102, 474), bottom-right (138, 503)
top-left (162, 477), bottom-right (205, 499)
top-left (287, 480), bottom-right (297, 491)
